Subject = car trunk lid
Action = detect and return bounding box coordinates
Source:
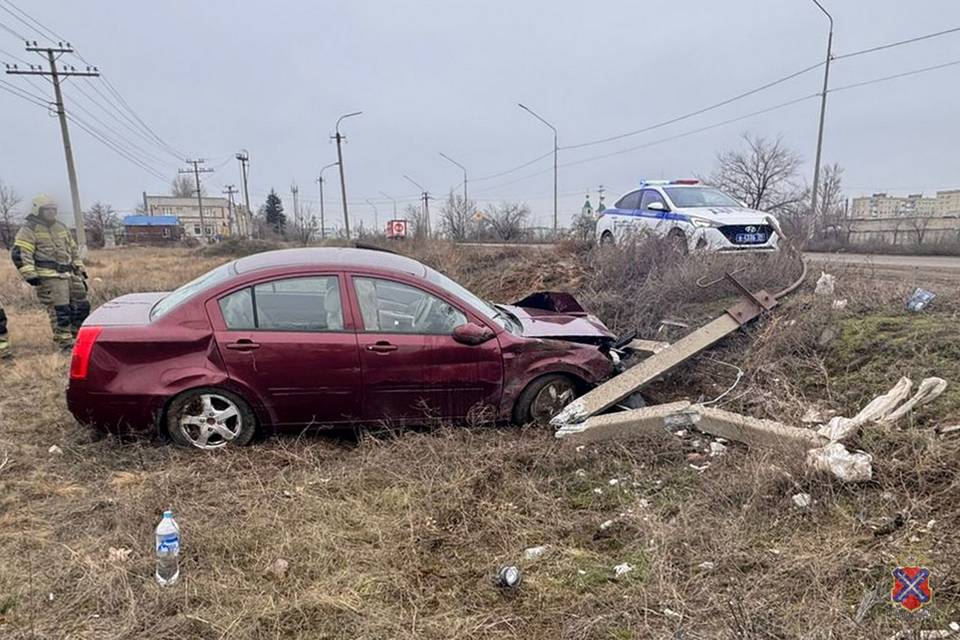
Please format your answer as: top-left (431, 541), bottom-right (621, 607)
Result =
top-left (84, 292), bottom-right (168, 326)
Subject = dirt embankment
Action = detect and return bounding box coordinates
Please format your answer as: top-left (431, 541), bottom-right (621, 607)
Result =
top-left (0, 240), bottom-right (958, 638)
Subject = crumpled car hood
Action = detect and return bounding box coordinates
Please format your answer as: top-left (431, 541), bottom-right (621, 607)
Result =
top-left (504, 292), bottom-right (614, 342)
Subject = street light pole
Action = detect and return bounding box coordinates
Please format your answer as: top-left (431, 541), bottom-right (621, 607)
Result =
top-left (809, 0), bottom-right (833, 222)
top-left (317, 161), bottom-right (338, 240)
top-left (404, 174), bottom-right (430, 236)
top-left (439, 152), bottom-right (468, 201)
top-left (518, 103), bottom-right (558, 231)
top-left (333, 111), bottom-right (362, 239)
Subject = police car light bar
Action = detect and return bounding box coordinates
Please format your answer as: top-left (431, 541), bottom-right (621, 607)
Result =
top-left (671, 179), bottom-right (700, 185)
top-left (639, 179), bottom-right (669, 186)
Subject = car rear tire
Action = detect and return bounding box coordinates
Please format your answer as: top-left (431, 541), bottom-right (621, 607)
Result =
top-left (667, 229), bottom-right (689, 255)
top-left (599, 231), bottom-right (615, 247)
top-left (165, 387), bottom-right (257, 449)
top-left (512, 374), bottom-right (579, 425)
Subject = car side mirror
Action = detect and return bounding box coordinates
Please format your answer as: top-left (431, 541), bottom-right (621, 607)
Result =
top-left (452, 322), bottom-right (495, 345)
top-left (647, 201), bottom-right (668, 212)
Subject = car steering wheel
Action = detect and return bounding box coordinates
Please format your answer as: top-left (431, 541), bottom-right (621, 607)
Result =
top-left (412, 295), bottom-right (434, 329)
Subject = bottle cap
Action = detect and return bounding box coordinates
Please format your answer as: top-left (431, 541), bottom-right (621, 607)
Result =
top-left (163, 510), bottom-right (173, 518)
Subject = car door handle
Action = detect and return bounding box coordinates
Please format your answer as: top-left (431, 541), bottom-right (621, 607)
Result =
top-left (226, 339), bottom-right (261, 351)
top-left (366, 342), bottom-right (398, 353)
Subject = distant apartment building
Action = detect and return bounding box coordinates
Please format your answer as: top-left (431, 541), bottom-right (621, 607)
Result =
top-left (850, 192), bottom-right (936, 218)
top-left (144, 195), bottom-right (233, 239)
top-left (936, 189), bottom-right (960, 216)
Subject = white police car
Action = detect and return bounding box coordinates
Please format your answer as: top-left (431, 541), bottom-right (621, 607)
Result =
top-left (596, 180), bottom-right (780, 253)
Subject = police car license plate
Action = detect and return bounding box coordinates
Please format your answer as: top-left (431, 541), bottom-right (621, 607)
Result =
top-left (735, 232), bottom-right (766, 243)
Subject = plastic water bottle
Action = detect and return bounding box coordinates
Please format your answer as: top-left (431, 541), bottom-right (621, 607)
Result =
top-left (154, 509), bottom-right (181, 586)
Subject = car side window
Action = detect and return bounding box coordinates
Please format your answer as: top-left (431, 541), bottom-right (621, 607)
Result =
top-left (218, 276), bottom-right (344, 331)
top-left (615, 191), bottom-right (641, 210)
top-left (640, 189), bottom-right (667, 210)
top-left (354, 277), bottom-right (467, 335)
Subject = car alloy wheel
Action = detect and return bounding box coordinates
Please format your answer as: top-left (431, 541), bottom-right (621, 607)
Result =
top-left (176, 392), bottom-right (245, 449)
top-left (530, 377), bottom-right (577, 422)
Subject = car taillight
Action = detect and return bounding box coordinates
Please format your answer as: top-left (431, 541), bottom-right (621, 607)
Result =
top-left (70, 326), bottom-right (103, 380)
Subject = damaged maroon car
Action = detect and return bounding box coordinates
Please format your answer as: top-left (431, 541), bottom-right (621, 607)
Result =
top-left (67, 248), bottom-right (624, 449)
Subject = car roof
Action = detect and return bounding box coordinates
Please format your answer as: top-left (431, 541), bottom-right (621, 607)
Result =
top-left (233, 247), bottom-right (428, 277)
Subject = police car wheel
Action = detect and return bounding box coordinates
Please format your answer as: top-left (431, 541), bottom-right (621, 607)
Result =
top-left (599, 231), bottom-right (615, 246)
top-left (166, 387), bottom-right (257, 449)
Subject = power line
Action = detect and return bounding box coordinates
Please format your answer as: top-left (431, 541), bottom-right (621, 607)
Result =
top-left (66, 112), bottom-right (169, 182)
top-left (0, 77), bottom-right (47, 107)
top-left (64, 93), bottom-right (172, 167)
top-left (0, 18), bottom-right (26, 40)
top-left (836, 25), bottom-right (960, 61)
top-left (561, 60), bottom-right (825, 152)
top-left (67, 80), bottom-right (183, 162)
top-left (473, 149), bottom-right (555, 182)
top-left (0, 0), bottom-right (62, 42)
top-left (830, 57), bottom-right (960, 93)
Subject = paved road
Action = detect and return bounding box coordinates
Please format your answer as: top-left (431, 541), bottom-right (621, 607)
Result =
top-left (804, 252), bottom-right (960, 271)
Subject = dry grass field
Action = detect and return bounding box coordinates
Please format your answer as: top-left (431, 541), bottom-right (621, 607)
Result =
top-left (1, 241), bottom-right (959, 639)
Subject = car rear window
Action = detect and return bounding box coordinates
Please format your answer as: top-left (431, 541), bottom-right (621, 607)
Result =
top-left (151, 263), bottom-right (235, 320)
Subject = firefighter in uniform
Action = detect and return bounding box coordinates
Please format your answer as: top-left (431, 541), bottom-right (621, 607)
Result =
top-left (11, 195), bottom-right (90, 348)
top-left (0, 300), bottom-right (9, 358)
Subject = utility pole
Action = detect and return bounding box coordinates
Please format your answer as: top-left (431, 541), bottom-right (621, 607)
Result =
top-left (439, 152), bottom-right (468, 202)
top-left (179, 159), bottom-right (213, 241)
top-left (332, 111), bottom-right (362, 239)
top-left (809, 0), bottom-right (833, 221)
top-left (403, 174), bottom-right (430, 236)
top-left (235, 150), bottom-right (252, 238)
top-left (6, 42), bottom-right (100, 255)
top-left (378, 191), bottom-right (397, 219)
top-left (317, 161), bottom-right (338, 240)
top-left (518, 103), bottom-right (558, 232)
top-left (290, 184), bottom-right (300, 229)
top-left (223, 185), bottom-right (238, 236)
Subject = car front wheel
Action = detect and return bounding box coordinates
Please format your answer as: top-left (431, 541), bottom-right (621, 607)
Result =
top-left (599, 231), bottom-right (615, 246)
top-left (513, 374), bottom-right (579, 425)
top-left (166, 387), bottom-right (257, 449)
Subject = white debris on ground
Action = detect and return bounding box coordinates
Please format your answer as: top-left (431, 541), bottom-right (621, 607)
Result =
top-left (814, 272), bottom-right (836, 295)
top-left (599, 520), bottom-right (614, 531)
top-left (697, 561), bottom-right (716, 570)
top-left (708, 441), bottom-right (727, 457)
top-left (791, 493), bottom-right (812, 509)
top-left (613, 563), bottom-right (633, 577)
top-left (523, 546), bottom-right (547, 561)
top-left (48, 445), bottom-right (63, 455)
top-left (107, 547), bottom-right (132, 562)
top-left (806, 443), bottom-right (874, 482)
top-left (806, 376), bottom-right (948, 482)
top-left (266, 558), bottom-right (290, 580)
top-left (832, 298), bottom-right (848, 310)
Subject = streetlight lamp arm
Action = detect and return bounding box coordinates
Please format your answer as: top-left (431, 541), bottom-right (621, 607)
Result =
top-left (336, 111), bottom-right (363, 134)
top-left (810, 0), bottom-right (833, 30)
top-left (518, 103), bottom-right (557, 134)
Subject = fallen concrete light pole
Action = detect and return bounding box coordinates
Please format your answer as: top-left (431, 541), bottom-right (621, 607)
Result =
top-left (552, 261), bottom-right (808, 429)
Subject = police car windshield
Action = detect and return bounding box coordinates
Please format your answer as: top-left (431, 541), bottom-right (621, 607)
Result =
top-left (664, 187), bottom-right (740, 208)
top-left (150, 262), bottom-right (234, 319)
top-left (424, 267), bottom-right (509, 330)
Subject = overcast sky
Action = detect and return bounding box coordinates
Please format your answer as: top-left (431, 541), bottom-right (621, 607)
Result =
top-left (1, 0), bottom-right (959, 229)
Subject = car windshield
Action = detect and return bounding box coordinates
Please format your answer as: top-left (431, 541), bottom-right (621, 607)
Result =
top-left (150, 262), bottom-right (234, 319)
top-left (664, 186), bottom-right (740, 208)
top-left (424, 266), bottom-right (511, 331)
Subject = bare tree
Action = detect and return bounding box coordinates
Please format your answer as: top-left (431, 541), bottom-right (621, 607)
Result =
top-left (171, 174), bottom-right (205, 198)
top-left (84, 202), bottom-right (119, 249)
top-left (403, 203), bottom-right (429, 239)
top-left (0, 180), bottom-right (21, 249)
top-left (708, 133), bottom-right (805, 213)
top-left (906, 213), bottom-right (935, 247)
top-left (813, 163), bottom-right (846, 243)
top-left (439, 191), bottom-right (475, 241)
top-left (486, 201), bottom-right (530, 242)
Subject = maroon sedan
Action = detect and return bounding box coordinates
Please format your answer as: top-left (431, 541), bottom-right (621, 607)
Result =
top-left (67, 248), bottom-right (621, 448)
